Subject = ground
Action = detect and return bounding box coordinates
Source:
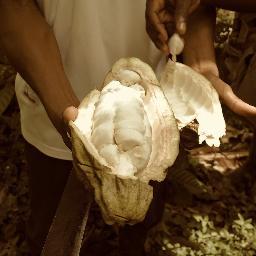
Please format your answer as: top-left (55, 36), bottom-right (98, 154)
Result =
top-left (1, 9), bottom-right (256, 256)
top-left (0, 54), bottom-right (29, 255)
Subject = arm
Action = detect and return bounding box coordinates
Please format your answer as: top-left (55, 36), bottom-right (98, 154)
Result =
top-left (183, 5), bottom-right (218, 76)
top-left (202, 0), bottom-right (256, 12)
top-left (0, 0), bottom-right (79, 146)
top-left (146, 1), bottom-right (256, 121)
top-left (184, 5), bottom-right (256, 122)
top-left (146, 0), bottom-right (256, 53)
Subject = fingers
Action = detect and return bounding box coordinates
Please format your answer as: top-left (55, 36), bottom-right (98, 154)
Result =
top-left (146, 0), bottom-right (200, 54)
top-left (146, 0), bottom-right (173, 54)
top-left (205, 73), bottom-right (256, 123)
top-left (175, 0), bottom-right (200, 34)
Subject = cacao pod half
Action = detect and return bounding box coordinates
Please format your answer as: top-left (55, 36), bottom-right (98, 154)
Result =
top-left (160, 60), bottom-right (226, 147)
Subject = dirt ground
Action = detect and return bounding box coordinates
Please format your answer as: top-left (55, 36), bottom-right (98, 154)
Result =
top-left (1, 9), bottom-right (256, 256)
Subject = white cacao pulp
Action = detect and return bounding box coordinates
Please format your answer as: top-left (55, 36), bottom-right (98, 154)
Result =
top-left (75, 81), bottom-right (152, 178)
top-left (73, 58), bottom-right (179, 183)
top-left (168, 33), bottom-right (184, 62)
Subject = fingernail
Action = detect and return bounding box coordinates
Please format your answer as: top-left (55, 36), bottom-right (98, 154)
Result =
top-left (177, 22), bottom-right (186, 35)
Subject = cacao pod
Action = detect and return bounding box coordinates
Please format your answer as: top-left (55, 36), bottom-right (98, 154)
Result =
top-left (70, 58), bottom-right (180, 225)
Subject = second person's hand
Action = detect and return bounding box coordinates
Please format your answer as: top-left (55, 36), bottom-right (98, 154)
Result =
top-left (146, 0), bottom-right (200, 54)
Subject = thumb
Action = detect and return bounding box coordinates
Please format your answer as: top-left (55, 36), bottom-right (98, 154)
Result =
top-left (63, 106), bottom-right (78, 124)
top-left (175, 0), bottom-right (200, 35)
top-left (62, 106), bottom-right (79, 146)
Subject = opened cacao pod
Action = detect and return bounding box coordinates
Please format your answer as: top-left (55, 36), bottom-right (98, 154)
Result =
top-left (69, 58), bottom-right (180, 225)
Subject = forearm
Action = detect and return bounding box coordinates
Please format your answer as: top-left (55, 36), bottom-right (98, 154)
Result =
top-left (0, 0), bottom-right (79, 130)
top-left (183, 5), bottom-right (218, 76)
top-left (202, 0), bottom-right (256, 12)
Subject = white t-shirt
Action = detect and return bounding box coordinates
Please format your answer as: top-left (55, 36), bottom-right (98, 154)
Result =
top-left (15, 0), bottom-right (162, 160)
